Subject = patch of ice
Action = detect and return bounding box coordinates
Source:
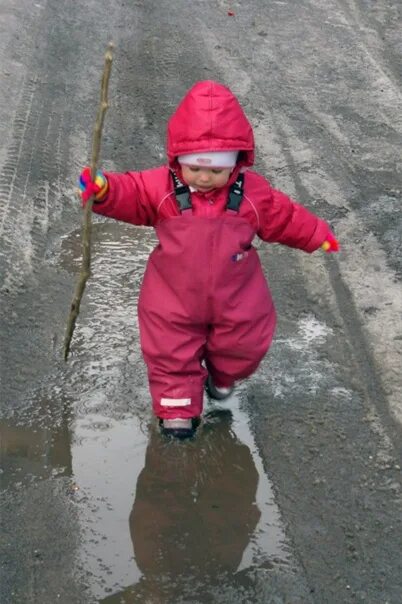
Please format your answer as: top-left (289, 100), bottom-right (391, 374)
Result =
top-left (278, 314), bottom-right (333, 352)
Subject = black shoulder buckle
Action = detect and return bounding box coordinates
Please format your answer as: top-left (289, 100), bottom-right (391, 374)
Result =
top-left (226, 173), bottom-right (244, 212)
top-left (170, 170), bottom-right (192, 212)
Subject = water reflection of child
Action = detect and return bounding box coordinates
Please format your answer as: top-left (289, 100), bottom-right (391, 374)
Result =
top-left (100, 411), bottom-right (260, 603)
top-left (79, 80), bottom-right (339, 438)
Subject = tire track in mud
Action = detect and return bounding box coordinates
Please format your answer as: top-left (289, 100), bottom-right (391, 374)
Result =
top-left (0, 73), bottom-right (35, 226)
top-left (262, 111), bottom-right (402, 459)
top-left (0, 0), bottom-right (128, 295)
top-left (0, 0), bottom-right (139, 401)
top-left (0, 74), bottom-right (37, 236)
top-left (0, 79), bottom-right (62, 292)
top-left (0, 73), bottom-right (66, 294)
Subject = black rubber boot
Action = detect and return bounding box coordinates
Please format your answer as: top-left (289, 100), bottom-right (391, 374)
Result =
top-left (205, 375), bottom-right (234, 401)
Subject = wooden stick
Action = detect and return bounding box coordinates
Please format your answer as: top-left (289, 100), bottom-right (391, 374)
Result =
top-left (63, 42), bottom-right (114, 361)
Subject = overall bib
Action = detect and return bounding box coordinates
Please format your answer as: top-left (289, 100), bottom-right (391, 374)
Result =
top-left (138, 174), bottom-right (276, 419)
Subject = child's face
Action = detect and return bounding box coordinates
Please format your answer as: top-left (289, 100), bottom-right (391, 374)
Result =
top-left (181, 165), bottom-right (232, 193)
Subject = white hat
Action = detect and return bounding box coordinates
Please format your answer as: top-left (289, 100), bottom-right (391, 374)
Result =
top-left (178, 151), bottom-right (239, 168)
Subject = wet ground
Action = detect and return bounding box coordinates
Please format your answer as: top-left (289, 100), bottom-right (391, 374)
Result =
top-left (1, 0), bottom-right (402, 603)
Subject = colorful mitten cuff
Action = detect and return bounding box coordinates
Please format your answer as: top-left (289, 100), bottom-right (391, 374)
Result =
top-left (79, 167), bottom-right (109, 202)
top-left (321, 232), bottom-right (340, 253)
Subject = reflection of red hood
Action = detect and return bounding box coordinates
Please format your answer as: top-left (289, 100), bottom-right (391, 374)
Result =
top-left (167, 81), bottom-right (254, 170)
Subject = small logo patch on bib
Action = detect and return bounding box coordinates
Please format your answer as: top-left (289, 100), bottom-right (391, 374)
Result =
top-left (231, 251), bottom-right (249, 262)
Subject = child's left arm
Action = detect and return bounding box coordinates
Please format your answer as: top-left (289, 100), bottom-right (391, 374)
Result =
top-left (258, 184), bottom-right (339, 253)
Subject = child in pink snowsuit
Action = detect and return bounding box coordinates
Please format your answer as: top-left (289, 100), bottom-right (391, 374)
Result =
top-left (79, 80), bottom-right (339, 438)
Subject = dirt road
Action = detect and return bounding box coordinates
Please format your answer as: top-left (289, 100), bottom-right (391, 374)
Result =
top-left (1, 1), bottom-right (401, 602)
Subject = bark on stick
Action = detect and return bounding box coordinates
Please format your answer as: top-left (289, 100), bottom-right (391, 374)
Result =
top-left (63, 43), bottom-right (114, 361)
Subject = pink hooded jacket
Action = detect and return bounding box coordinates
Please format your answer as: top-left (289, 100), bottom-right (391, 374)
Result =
top-left (93, 81), bottom-right (329, 251)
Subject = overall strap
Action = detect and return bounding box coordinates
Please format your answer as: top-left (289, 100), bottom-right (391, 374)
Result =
top-left (170, 170), bottom-right (192, 211)
top-left (170, 170), bottom-right (245, 213)
top-left (226, 173), bottom-right (244, 212)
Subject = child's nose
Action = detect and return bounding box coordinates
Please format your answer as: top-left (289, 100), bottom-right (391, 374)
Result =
top-left (199, 171), bottom-right (210, 182)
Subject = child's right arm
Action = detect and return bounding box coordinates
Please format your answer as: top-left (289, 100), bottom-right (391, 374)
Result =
top-left (78, 167), bottom-right (158, 226)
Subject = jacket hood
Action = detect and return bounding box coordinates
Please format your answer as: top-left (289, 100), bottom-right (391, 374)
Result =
top-left (167, 81), bottom-right (254, 170)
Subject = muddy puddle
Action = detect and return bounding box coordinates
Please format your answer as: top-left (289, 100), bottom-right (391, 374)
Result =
top-left (1, 222), bottom-right (293, 602)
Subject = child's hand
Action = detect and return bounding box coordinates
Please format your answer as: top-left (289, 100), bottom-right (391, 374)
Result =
top-left (321, 231), bottom-right (340, 253)
top-left (78, 167), bottom-right (108, 202)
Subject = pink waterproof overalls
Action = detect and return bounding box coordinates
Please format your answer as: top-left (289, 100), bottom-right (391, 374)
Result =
top-left (138, 172), bottom-right (276, 419)
top-left (89, 81), bottom-right (330, 421)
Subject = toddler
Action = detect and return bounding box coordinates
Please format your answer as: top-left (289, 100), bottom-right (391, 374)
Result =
top-left (79, 80), bottom-right (339, 438)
